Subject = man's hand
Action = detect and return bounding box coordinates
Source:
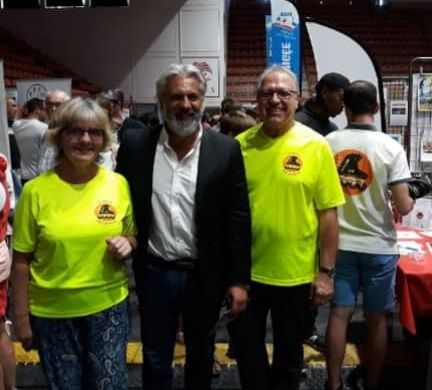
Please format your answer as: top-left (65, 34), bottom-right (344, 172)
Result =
top-left (14, 315), bottom-right (33, 351)
top-left (227, 285), bottom-right (249, 316)
top-left (310, 273), bottom-right (334, 306)
top-left (106, 236), bottom-right (134, 260)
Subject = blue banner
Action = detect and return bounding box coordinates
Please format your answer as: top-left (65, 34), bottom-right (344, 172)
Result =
top-left (266, 1), bottom-right (301, 82)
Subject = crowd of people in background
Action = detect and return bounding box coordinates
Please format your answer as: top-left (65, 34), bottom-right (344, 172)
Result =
top-left (0, 62), bottom-right (428, 390)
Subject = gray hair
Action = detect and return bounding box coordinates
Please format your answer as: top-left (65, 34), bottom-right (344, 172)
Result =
top-left (45, 89), bottom-right (71, 102)
top-left (156, 64), bottom-right (207, 102)
top-left (256, 66), bottom-right (299, 94)
top-left (47, 97), bottom-right (112, 155)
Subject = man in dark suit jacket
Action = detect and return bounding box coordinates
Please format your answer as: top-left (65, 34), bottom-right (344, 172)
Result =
top-left (116, 63), bottom-right (251, 390)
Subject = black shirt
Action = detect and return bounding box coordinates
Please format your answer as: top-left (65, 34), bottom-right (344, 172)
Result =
top-left (295, 99), bottom-right (337, 136)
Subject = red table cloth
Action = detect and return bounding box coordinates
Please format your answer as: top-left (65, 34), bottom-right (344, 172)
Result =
top-left (396, 225), bottom-right (432, 335)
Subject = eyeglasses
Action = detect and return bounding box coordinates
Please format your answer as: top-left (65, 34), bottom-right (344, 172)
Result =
top-left (63, 128), bottom-right (104, 140)
top-left (46, 101), bottom-right (62, 107)
top-left (258, 89), bottom-right (298, 101)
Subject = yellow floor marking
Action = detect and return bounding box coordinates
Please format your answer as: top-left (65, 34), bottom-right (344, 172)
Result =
top-left (14, 341), bottom-right (362, 366)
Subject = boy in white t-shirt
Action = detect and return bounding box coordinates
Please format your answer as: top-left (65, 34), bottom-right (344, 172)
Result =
top-left (325, 81), bottom-right (415, 390)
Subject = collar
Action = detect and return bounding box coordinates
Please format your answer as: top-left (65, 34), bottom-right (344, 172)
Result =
top-left (345, 122), bottom-right (377, 131)
top-left (159, 125), bottom-right (203, 154)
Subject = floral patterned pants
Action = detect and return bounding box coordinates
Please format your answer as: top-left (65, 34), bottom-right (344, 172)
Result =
top-left (32, 299), bottom-right (129, 390)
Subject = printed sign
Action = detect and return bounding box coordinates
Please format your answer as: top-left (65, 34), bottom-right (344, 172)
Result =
top-left (418, 73), bottom-right (432, 112)
top-left (420, 135), bottom-right (432, 162)
top-left (390, 100), bottom-right (408, 126)
top-left (266, 0), bottom-right (301, 81)
top-left (15, 78), bottom-right (72, 106)
top-left (181, 58), bottom-right (219, 97)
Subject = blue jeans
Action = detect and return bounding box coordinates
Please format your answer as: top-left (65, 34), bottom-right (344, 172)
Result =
top-left (134, 255), bottom-right (222, 390)
top-left (333, 250), bottom-right (398, 311)
top-left (32, 299), bottom-right (129, 390)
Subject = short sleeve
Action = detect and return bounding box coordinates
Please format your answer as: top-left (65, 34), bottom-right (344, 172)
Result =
top-left (120, 177), bottom-right (137, 237)
top-left (314, 141), bottom-right (345, 211)
top-left (12, 184), bottom-right (37, 253)
top-left (388, 143), bottom-right (411, 185)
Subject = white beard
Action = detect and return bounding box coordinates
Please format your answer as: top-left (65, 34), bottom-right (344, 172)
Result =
top-left (161, 106), bottom-right (202, 137)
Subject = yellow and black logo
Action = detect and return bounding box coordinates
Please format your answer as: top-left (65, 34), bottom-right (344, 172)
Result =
top-left (95, 202), bottom-right (116, 223)
top-left (283, 154), bottom-right (302, 174)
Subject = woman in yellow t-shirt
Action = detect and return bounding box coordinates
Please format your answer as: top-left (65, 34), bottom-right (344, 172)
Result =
top-left (11, 97), bottom-right (136, 390)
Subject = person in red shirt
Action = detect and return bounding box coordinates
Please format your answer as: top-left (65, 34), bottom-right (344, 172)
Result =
top-left (0, 154), bottom-right (16, 390)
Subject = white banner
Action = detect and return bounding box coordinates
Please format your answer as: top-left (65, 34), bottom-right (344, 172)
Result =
top-left (5, 89), bottom-right (17, 101)
top-left (306, 21), bottom-right (383, 131)
top-left (0, 61), bottom-right (10, 161)
top-left (16, 78), bottom-right (72, 106)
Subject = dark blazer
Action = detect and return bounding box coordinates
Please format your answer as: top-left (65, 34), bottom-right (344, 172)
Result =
top-left (116, 125), bottom-right (251, 302)
top-left (117, 117), bottom-right (145, 144)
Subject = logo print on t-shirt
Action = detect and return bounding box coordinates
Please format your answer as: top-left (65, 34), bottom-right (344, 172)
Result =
top-left (335, 149), bottom-right (373, 195)
top-left (95, 202), bottom-right (116, 223)
top-left (283, 154), bottom-right (302, 174)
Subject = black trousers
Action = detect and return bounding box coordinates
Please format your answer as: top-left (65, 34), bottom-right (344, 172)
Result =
top-left (133, 255), bottom-right (223, 390)
top-left (303, 305), bottom-right (318, 339)
top-left (229, 282), bottom-right (311, 390)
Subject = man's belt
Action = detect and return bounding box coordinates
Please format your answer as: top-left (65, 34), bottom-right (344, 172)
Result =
top-left (170, 259), bottom-right (195, 270)
top-left (147, 254), bottom-right (195, 270)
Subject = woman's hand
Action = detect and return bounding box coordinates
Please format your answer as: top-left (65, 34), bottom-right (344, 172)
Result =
top-left (14, 314), bottom-right (33, 351)
top-left (11, 251), bottom-right (33, 350)
top-left (106, 236), bottom-right (136, 260)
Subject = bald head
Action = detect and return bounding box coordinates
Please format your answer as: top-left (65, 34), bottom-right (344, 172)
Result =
top-left (45, 89), bottom-right (70, 120)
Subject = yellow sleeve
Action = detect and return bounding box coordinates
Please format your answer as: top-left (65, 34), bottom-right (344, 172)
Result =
top-left (12, 184), bottom-right (38, 253)
top-left (314, 142), bottom-right (345, 211)
top-left (120, 178), bottom-right (137, 237)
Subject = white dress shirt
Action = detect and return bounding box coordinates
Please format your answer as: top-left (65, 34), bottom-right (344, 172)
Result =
top-left (147, 127), bottom-right (202, 261)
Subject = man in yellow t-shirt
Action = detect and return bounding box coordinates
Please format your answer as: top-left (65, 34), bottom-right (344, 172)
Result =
top-left (229, 66), bottom-right (345, 390)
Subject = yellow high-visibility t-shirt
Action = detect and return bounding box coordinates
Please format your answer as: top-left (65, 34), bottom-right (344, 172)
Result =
top-left (237, 122), bottom-right (345, 286)
top-left (13, 166), bottom-right (136, 318)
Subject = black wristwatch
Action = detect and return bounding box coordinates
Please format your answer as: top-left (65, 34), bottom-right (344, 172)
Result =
top-left (319, 266), bottom-right (335, 278)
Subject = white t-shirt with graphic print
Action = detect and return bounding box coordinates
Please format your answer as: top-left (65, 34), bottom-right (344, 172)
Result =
top-left (326, 124), bottom-right (411, 254)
